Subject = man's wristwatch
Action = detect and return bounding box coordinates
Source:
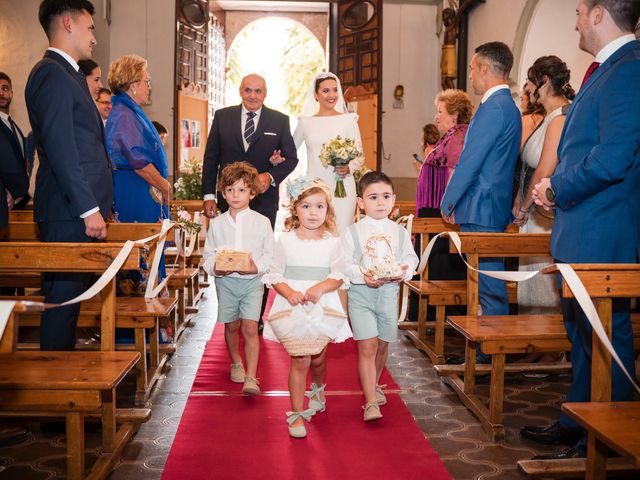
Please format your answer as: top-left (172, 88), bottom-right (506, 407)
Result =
top-left (545, 186), bottom-right (556, 203)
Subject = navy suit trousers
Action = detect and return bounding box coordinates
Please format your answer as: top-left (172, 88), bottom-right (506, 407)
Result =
top-left (39, 220), bottom-right (95, 351)
top-left (460, 224), bottom-right (509, 363)
top-left (557, 286), bottom-right (635, 427)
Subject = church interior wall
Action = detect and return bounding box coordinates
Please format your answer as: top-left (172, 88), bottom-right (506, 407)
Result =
top-left (108, 0), bottom-right (176, 174)
top-left (467, 0), bottom-right (592, 102)
top-left (1, 0), bottom-right (175, 175)
top-left (517, 0), bottom-right (592, 91)
top-left (1, 0), bottom-right (53, 133)
top-left (465, 0), bottom-right (527, 105)
top-left (382, 1), bottom-right (440, 199)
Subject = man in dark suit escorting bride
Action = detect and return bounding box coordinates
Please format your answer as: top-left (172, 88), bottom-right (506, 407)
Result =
top-left (202, 73), bottom-right (298, 228)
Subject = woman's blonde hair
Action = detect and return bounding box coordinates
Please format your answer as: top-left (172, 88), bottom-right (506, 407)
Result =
top-left (435, 89), bottom-right (473, 125)
top-left (284, 186), bottom-right (336, 234)
top-left (108, 54), bottom-right (147, 94)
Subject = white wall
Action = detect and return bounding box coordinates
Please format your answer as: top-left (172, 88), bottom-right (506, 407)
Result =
top-left (0, 1), bottom-right (49, 131)
top-left (519, 0), bottom-right (592, 90)
top-left (465, 0), bottom-right (527, 104)
top-left (0, 0), bottom-right (175, 172)
top-left (467, 0), bottom-right (592, 102)
top-left (108, 0), bottom-right (175, 171)
top-left (381, 2), bottom-right (440, 179)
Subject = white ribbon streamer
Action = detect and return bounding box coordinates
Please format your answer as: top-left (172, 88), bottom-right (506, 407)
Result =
top-left (0, 301), bottom-right (16, 341)
top-left (0, 221), bottom-right (182, 345)
top-left (144, 219), bottom-right (173, 298)
top-left (4, 223), bottom-right (174, 311)
top-left (406, 230), bottom-right (640, 394)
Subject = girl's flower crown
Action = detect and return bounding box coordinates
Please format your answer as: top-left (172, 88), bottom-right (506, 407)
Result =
top-left (285, 176), bottom-right (332, 202)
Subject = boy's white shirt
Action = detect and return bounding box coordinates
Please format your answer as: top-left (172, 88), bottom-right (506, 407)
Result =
top-left (341, 215), bottom-right (419, 284)
top-left (202, 207), bottom-right (275, 279)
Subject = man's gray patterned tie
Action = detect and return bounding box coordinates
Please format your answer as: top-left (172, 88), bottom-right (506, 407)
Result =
top-left (244, 111), bottom-right (256, 145)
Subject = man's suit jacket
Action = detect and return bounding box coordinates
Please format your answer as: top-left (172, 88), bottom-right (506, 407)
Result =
top-left (0, 119), bottom-right (28, 228)
top-left (201, 104), bottom-right (298, 223)
top-left (551, 40), bottom-right (640, 263)
top-left (440, 88), bottom-right (521, 230)
top-left (25, 50), bottom-right (113, 224)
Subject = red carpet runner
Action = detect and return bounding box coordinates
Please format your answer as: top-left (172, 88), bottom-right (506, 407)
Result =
top-left (162, 325), bottom-right (451, 480)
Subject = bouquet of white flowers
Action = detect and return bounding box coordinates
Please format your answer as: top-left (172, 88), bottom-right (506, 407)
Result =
top-left (318, 135), bottom-right (363, 198)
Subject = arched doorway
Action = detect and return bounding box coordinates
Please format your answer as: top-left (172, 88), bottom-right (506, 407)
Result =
top-left (225, 17), bottom-right (325, 229)
top-left (225, 17), bottom-right (325, 119)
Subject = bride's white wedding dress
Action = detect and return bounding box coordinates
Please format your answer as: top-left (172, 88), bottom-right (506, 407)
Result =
top-left (293, 113), bottom-right (363, 235)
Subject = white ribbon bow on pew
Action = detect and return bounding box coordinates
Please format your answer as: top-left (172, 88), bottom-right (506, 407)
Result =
top-left (401, 231), bottom-right (640, 395)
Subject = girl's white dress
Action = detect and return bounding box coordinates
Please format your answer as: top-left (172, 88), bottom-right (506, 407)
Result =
top-left (293, 114), bottom-right (364, 235)
top-left (262, 231), bottom-right (352, 345)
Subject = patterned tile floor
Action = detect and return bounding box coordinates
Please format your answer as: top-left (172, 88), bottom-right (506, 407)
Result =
top-left (0, 288), bottom-right (573, 480)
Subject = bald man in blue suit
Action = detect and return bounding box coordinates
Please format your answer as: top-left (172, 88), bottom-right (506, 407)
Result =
top-left (524, 0), bottom-right (640, 459)
top-left (440, 42), bottom-right (521, 362)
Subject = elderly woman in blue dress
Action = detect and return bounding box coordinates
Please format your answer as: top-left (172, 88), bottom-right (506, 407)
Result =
top-left (106, 54), bottom-right (171, 297)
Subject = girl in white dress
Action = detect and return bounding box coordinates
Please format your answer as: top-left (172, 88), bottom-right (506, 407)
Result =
top-left (513, 56), bottom-right (575, 315)
top-left (293, 72), bottom-right (364, 235)
top-left (262, 176), bottom-right (352, 438)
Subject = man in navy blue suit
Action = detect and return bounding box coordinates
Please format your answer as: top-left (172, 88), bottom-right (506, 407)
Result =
top-left (25, 0), bottom-right (113, 350)
top-left (0, 72), bottom-right (29, 229)
top-left (440, 42), bottom-right (521, 362)
top-left (202, 73), bottom-right (298, 228)
top-left (522, 0), bottom-right (640, 459)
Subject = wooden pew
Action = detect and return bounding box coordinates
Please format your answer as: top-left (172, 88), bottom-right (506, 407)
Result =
top-left (432, 232), bottom-right (564, 440)
top-left (402, 222), bottom-right (518, 364)
top-left (0, 242), bottom-right (141, 350)
top-left (165, 210), bottom-right (207, 332)
top-left (0, 305), bottom-right (148, 479)
top-left (7, 209), bottom-right (34, 222)
top-left (518, 264), bottom-right (640, 478)
top-left (560, 402), bottom-right (640, 480)
top-left (439, 258), bottom-right (640, 443)
top-left (394, 200), bottom-right (416, 217)
top-left (0, 223), bottom-right (178, 405)
top-left (401, 217), bottom-right (463, 364)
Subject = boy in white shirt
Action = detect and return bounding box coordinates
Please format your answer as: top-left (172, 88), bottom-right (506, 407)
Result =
top-left (203, 162), bottom-right (274, 395)
top-left (342, 171), bottom-right (418, 421)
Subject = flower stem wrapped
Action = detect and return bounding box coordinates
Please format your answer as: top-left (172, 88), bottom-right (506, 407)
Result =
top-left (318, 135), bottom-right (363, 198)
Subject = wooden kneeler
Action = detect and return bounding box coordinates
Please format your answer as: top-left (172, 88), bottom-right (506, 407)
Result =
top-left (518, 264), bottom-right (640, 478)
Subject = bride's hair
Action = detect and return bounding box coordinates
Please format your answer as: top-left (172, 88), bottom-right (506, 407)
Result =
top-left (314, 73), bottom-right (338, 93)
top-left (284, 186), bottom-right (336, 234)
top-left (301, 71), bottom-right (348, 116)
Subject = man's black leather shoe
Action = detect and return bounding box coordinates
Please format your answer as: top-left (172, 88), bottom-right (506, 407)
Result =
top-left (444, 356), bottom-right (465, 365)
top-left (531, 446), bottom-right (584, 460)
top-left (0, 426), bottom-right (29, 447)
top-left (520, 421), bottom-right (582, 445)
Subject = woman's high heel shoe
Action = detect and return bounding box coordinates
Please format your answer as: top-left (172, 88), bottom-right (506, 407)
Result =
top-left (305, 383), bottom-right (326, 413)
top-left (286, 409), bottom-right (316, 438)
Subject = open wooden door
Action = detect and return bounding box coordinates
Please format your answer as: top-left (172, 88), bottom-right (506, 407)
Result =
top-left (174, 0), bottom-right (210, 173)
top-left (330, 0), bottom-right (382, 171)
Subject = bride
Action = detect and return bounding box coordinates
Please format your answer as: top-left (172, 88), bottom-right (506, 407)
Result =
top-left (293, 72), bottom-right (364, 234)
